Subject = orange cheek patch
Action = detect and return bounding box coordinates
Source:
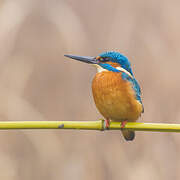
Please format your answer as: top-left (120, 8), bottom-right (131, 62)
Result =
top-left (106, 62), bottom-right (120, 68)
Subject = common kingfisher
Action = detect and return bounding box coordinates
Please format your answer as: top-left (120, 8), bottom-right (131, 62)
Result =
top-left (65, 51), bottom-right (144, 141)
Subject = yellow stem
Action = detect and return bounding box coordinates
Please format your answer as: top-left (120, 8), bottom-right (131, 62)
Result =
top-left (0, 120), bottom-right (179, 132)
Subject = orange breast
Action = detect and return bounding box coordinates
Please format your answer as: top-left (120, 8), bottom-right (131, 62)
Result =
top-left (92, 71), bottom-right (143, 122)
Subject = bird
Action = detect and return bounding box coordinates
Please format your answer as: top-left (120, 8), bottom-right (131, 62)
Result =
top-left (64, 51), bottom-right (144, 141)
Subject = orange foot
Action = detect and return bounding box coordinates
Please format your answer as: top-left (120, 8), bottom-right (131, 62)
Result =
top-left (105, 119), bottom-right (110, 129)
top-left (121, 120), bottom-right (128, 129)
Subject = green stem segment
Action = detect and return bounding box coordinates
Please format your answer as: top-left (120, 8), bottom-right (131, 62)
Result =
top-left (0, 121), bottom-right (179, 132)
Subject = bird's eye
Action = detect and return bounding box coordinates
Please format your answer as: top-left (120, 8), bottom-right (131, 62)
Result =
top-left (98, 57), bottom-right (109, 62)
top-left (99, 57), bottom-right (104, 61)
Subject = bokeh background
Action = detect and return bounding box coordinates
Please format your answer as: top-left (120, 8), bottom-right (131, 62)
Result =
top-left (0, 0), bottom-right (180, 179)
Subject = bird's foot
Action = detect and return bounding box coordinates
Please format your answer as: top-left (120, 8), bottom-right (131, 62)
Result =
top-left (121, 120), bottom-right (128, 129)
top-left (105, 119), bottom-right (110, 129)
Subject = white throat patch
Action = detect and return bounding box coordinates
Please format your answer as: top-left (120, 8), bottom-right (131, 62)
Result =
top-left (92, 64), bottom-right (133, 78)
top-left (93, 64), bottom-right (108, 73)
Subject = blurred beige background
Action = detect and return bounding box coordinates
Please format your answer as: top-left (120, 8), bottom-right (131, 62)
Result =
top-left (0, 0), bottom-right (180, 179)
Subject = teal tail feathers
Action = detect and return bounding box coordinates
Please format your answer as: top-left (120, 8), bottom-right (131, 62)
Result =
top-left (121, 129), bottom-right (135, 141)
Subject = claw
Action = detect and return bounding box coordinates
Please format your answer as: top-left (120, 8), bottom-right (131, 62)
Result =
top-left (121, 120), bottom-right (128, 129)
top-left (105, 119), bottom-right (110, 129)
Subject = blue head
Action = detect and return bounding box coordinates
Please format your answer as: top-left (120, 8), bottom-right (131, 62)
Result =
top-left (97, 51), bottom-right (133, 75)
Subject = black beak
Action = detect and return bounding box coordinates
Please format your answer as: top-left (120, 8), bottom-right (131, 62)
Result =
top-left (64, 54), bottom-right (97, 64)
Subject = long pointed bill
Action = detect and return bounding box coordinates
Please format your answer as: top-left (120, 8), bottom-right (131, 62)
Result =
top-left (64, 54), bottom-right (97, 64)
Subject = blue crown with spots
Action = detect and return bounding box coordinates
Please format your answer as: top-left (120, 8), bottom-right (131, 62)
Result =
top-left (99, 51), bottom-right (133, 75)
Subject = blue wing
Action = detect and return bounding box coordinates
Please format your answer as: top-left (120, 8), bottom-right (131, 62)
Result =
top-left (132, 78), bottom-right (142, 102)
top-left (121, 73), bottom-right (144, 113)
top-left (131, 78), bottom-right (144, 113)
